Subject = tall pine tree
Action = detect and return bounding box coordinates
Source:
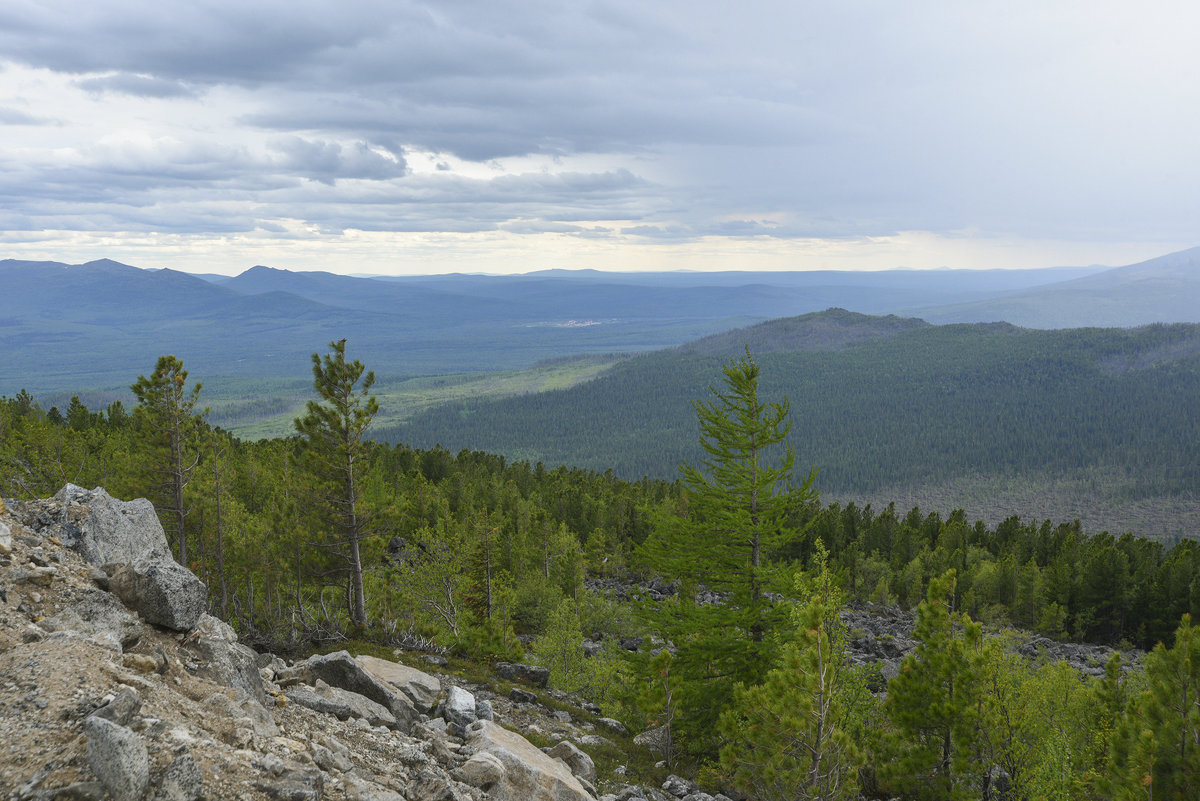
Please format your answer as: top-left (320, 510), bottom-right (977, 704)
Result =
top-left (294, 339), bottom-right (379, 628)
top-left (131, 355), bottom-right (205, 565)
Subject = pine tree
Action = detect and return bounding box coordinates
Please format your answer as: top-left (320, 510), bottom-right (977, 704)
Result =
top-left (1105, 614), bottom-right (1200, 799)
top-left (638, 350), bottom-right (816, 757)
top-left (294, 339), bottom-right (379, 628)
top-left (879, 570), bottom-right (991, 801)
top-left (131, 355), bottom-right (205, 565)
top-left (719, 541), bottom-right (861, 801)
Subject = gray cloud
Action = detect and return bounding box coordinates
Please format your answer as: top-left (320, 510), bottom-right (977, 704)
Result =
top-left (76, 72), bottom-right (196, 98)
top-left (0, 1), bottom-right (1197, 255)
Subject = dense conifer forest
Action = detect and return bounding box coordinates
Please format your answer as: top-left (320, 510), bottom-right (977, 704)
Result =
top-left (382, 312), bottom-right (1200, 540)
top-left (2, 343), bottom-right (1198, 799)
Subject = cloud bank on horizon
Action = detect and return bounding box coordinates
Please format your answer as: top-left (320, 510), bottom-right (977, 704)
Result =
top-left (0, 0), bottom-right (1197, 274)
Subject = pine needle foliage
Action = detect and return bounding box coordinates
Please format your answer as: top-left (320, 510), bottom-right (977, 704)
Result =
top-left (294, 339), bottom-right (379, 628)
top-left (131, 354), bottom-right (205, 565)
top-left (719, 541), bottom-right (861, 801)
top-left (1105, 613), bottom-right (1200, 800)
top-left (879, 570), bottom-right (991, 801)
top-left (639, 350), bottom-right (817, 758)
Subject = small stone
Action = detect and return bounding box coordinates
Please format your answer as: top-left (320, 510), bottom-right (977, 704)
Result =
top-left (123, 653), bottom-right (159, 674)
top-left (509, 688), bottom-right (537, 705)
top-left (89, 687), bottom-right (143, 726)
top-left (443, 685), bottom-right (476, 727)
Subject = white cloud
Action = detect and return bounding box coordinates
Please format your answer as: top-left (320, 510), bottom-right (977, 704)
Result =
top-left (0, 1), bottom-right (1197, 272)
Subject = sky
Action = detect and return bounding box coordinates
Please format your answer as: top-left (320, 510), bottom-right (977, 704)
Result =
top-left (1, 1), bottom-right (1198, 276)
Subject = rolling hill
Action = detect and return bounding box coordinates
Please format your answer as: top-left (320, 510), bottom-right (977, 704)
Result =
top-left (379, 310), bottom-right (1200, 541)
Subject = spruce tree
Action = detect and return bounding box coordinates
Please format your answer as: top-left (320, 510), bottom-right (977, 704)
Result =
top-left (294, 339), bottom-right (379, 628)
top-left (638, 350), bottom-right (816, 757)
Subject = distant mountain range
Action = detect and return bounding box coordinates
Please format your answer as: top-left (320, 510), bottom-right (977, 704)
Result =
top-left (2, 247), bottom-right (1198, 401)
top-left (908, 246), bottom-right (1200, 327)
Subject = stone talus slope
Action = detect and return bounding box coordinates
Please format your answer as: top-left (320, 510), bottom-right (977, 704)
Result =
top-left (0, 487), bottom-right (615, 801)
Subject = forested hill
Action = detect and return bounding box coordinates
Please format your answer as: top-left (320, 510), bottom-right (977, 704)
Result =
top-left (676, 308), bottom-right (931, 354)
top-left (379, 310), bottom-right (1200, 541)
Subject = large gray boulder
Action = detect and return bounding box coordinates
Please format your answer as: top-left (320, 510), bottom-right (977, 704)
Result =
top-left (84, 716), bottom-right (150, 801)
top-left (38, 586), bottom-right (144, 649)
top-left (285, 681), bottom-right (397, 729)
top-left (186, 614), bottom-right (268, 706)
top-left (466, 720), bottom-right (594, 801)
top-left (355, 654), bottom-right (442, 713)
top-left (548, 740), bottom-right (596, 785)
top-left (55, 485), bottom-right (172, 566)
top-left (107, 559), bottom-right (207, 632)
top-left (296, 650), bottom-right (418, 732)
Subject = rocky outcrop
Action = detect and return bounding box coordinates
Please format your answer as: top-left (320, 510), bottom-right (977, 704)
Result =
top-left (107, 559), bottom-right (208, 632)
top-left (53, 484), bottom-right (173, 566)
top-left (356, 653), bottom-right (442, 713)
top-left (283, 650), bottom-right (420, 733)
top-left (466, 720), bottom-right (594, 801)
top-left (187, 613), bottom-right (270, 707)
top-left (17, 484), bottom-right (207, 632)
top-left (0, 487), bottom-right (643, 801)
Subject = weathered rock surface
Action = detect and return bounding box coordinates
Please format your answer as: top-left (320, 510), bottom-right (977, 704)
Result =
top-left (459, 751), bottom-right (506, 788)
top-left (157, 751), bottom-right (205, 801)
top-left (38, 585), bottom-right (144, 649)
top-left (494, 661), bottom-right (550, 688)
top-left (89, 687), bottom-right (143, 726)
top-left (548, 740), bottom-right (597, 784)
top-left (355, 653), bottom-right (442, 713)
top-left (466, 720), bottom-right (594, 801)
top-left (84, 716), bottom-right (150, 801)
top-left (285, 680), bottom-right (397, 728)
top-left (444, 684), bottom-right (477, 728)
top-left (107, 558), bottom-right (208, 632)
top-left (54, 484), bottom-right (173, 566)
top-left (187, 613), bottom-right (269, 706)
top-left (292, 650), bottom-right (419, 732)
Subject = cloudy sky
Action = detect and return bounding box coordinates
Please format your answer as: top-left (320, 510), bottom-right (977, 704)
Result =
top-left (1, 1), bottom-right (1198, 275)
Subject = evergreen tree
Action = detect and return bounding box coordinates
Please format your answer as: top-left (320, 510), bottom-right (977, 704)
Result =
top-left (294, 339), bottom-right (379, 628)
top-left (1105, 614), bottom-right (1200, 799)
top-left (131, 355), bottom-right (205, 565)
top-left (638, 350), bottom-right (816, 757)
top-left (719, 541), bottom-right (861, 801)
top-left (879, 570), bottom-right (991, 801)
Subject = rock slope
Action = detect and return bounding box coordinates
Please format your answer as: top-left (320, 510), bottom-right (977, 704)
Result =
top-left (0, 487), bottom-right (614, 801)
